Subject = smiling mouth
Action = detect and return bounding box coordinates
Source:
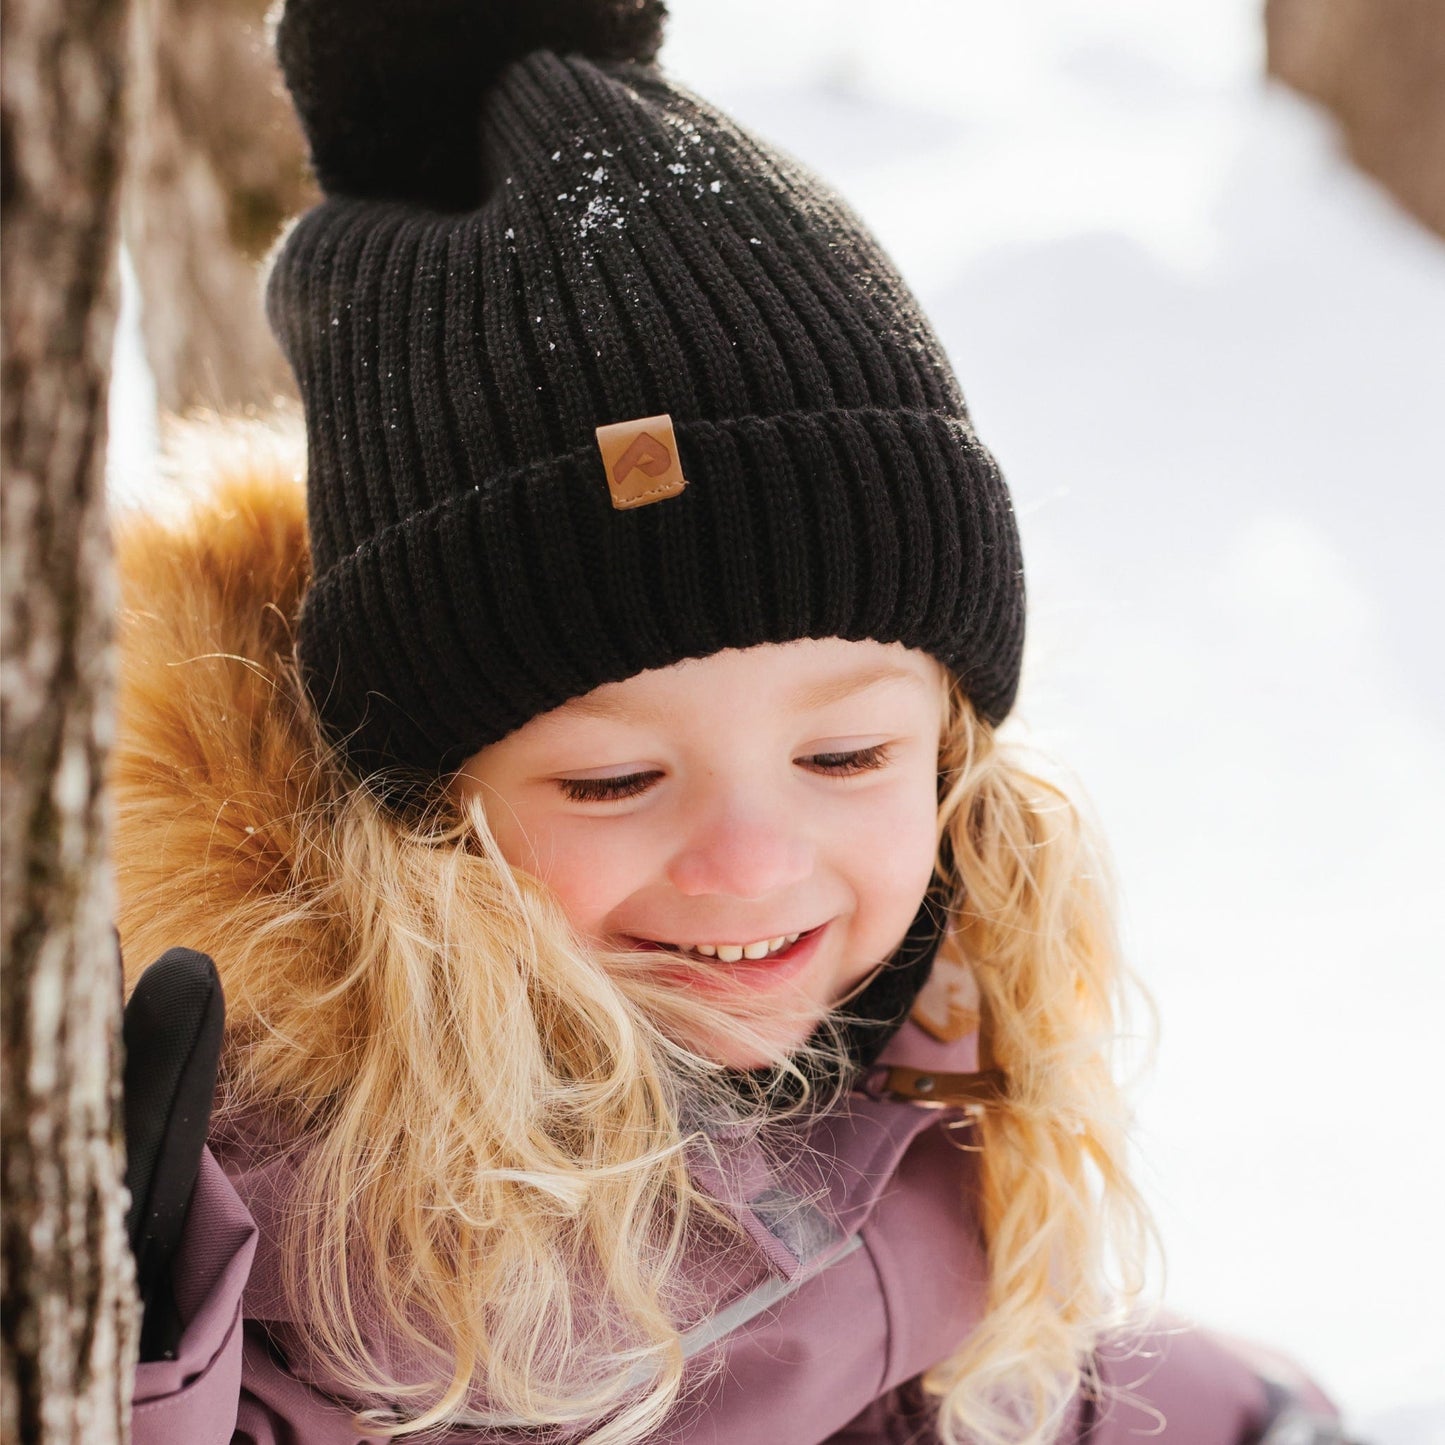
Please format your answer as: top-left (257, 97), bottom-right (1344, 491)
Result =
top-left (626, 926), bottom-right (823, 964)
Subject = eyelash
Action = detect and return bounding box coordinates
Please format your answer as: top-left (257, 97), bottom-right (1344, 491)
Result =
top-left (556, 744), bottom-right (894, 804)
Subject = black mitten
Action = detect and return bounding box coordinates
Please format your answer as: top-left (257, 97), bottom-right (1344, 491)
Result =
top-left (122, 947), bottom-right (225, 1363)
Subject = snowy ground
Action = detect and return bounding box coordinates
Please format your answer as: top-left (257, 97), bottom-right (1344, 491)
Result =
top-left (108, 2), bottom-right (1445, 1438)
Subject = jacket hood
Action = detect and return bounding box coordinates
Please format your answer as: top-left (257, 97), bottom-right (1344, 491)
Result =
top-left (114, 422), bottom-right (312, 949)
top-left (113, 420), bottom-right (328, 1014)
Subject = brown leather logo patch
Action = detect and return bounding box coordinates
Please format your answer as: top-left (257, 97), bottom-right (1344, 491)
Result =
top-left (594, 413), bottom-right (688, 510)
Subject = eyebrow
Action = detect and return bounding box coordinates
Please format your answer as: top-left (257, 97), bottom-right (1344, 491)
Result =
top-left (554, 660), bottom-right (929, 726)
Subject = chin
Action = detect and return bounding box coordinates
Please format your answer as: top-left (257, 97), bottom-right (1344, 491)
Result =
top-left (688, 1016), bottom-right (819, 1072)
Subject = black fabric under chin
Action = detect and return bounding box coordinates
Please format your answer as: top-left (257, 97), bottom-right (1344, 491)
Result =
top-left (734, 860), bottom-right (953, 1108)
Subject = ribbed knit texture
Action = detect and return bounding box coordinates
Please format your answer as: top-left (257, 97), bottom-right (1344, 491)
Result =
top-left (266, 51), bottom-right (1024, 779)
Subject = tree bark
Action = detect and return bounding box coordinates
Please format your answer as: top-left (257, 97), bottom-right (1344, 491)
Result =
top-left (1, 0), bottom-right (138, 1440)
top-left (1266, 0), bottom-right (1445, 238)
top-left (123, 0), bottom-right (313, 414)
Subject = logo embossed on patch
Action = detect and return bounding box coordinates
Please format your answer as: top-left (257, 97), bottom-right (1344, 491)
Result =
top-left (594, 413), bottom-right (688, 510)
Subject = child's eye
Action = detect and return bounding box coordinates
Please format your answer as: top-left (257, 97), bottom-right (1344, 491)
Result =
top-left (556, 771), bottom-right (662, 803)
top-left (556, 745), bottom-right (892, 804)
top-left (799, 743), bottom-right (892, 776)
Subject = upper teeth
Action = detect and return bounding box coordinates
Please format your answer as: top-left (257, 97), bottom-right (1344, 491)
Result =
top-left (683, 934), bottom-right (800, 963)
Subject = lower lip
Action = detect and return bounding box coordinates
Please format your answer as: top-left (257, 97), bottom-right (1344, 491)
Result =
top-left (627, 925), bottom-right (828, 989)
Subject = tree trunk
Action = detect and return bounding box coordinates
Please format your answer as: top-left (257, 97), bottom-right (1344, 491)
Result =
top-left (1, 0), bottom-right (138, 1440)
top-left (1266, 0), bottom-right (1445, 238)
top-left (124, 0), bottom-right (314, 414)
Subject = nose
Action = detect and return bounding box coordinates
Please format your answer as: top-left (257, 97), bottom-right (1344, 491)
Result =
top-left (665, 794), bottom-right (815, 901)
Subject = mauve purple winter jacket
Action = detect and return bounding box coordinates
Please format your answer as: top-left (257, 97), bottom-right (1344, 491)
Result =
top-left (130, 1022), bottom-right (1337, 1443)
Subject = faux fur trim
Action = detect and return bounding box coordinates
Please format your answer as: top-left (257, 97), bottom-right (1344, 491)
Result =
top-left (112, 418), bottom-right (320, 999)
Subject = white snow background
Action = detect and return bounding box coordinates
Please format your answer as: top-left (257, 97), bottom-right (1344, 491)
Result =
top-left (106, 1), bottom-right (1445, 1439)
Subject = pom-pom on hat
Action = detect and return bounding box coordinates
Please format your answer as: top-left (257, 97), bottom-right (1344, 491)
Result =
top-left (266, 0), bottom-right (1025, 782)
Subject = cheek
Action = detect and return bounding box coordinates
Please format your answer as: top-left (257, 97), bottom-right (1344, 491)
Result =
top-left (490, 809), bottom-right (651, 941)
top-left (842, 776), bottom-right (941, 943)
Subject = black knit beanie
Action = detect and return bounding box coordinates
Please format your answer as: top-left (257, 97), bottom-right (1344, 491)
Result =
top-left (266, 0), bottom-right (1023, 782)
top-left (266, 1), bottom-right (1024, 1069)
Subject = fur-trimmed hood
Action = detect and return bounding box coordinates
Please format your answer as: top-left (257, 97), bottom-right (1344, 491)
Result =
top-left (112, 422), bottom-right (337, 1023)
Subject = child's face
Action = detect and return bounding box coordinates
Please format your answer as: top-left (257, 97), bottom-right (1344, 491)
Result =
top-left (455, 637), bottom-right (947, 1067)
